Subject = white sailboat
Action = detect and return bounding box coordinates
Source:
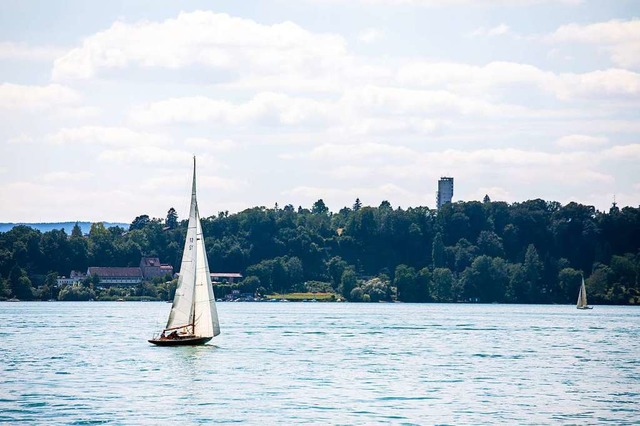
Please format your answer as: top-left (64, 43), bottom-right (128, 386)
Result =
top-left (576, 276), bottom-right (593, 310)
top-left (149, 157), bottom-right (221, 346)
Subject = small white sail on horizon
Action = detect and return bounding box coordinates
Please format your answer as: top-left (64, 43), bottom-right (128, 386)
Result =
top-left (576, 276), bottom-right (592, 310)
top-left (149, 157), bottom-right (220, 345)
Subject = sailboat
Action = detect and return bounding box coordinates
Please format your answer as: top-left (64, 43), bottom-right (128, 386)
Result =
top-left (149, 157), bottom-right (221, 346)
top-left (576, 276), bottom-right (593, 310)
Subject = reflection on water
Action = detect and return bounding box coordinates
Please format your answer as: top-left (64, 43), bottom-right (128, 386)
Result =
top-left (1, 302), bottom-right (638, 424)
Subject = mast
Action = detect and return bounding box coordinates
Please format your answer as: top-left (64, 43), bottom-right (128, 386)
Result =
top-left (164, 156), bottom-right (199, 332)
top-left (190, 155), bottom-right (197, 334)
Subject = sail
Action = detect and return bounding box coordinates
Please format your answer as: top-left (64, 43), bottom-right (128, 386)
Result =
top-left (165, 158), bottom-right (199, 331)
top-left (193, 210), bottom-right (221, 337)
top-left (576, 277), bottom-right (588, 308)
top-left (165, 156), bottom-right (220, 338)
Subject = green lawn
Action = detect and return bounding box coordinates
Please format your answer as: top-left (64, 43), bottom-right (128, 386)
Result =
top-left (265, 292), bottom-right (338, 301)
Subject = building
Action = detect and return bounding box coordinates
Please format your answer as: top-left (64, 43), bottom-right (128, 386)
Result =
top-left (140, 257), bottom-right (174, 279)
top-left (211, 272), bottom-right (243, 285)
top-left (436, 177), bottom-right (454, 210)
top-left (56, 270), bottom-right (87, 286)
top-left (58, 257), bottom-right (174, 288)
top-left (86, 267), bottom-right (144, 287)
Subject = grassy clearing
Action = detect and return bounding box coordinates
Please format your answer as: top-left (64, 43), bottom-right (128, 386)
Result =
top-left (265, 292), bottom-right (338, 301)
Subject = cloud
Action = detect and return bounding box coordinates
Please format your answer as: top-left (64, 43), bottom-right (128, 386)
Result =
top-left (471, 23), bottom-right (510, 37)
top-left (130, 92), bottom-right (332, 127)
top-left (601, 144), bottom-right (640, 161)
top-left (48, 126), bottom-right (170, 147)
top-left (313, 0), bottom-right (581, 6)
top-left (184, 137), bottom-right (237, 152)
top-left (471, 186), bottom-right (512, 202)
top-left (98, 147), bottom-right (192, 164)
top-left (555, 69), bottom-right (640, 99)
top-left (52, 11), bottom-right (348, 81)
top-left (357, 28), bottom-right (385, 43)
top-left (283, 183), bottom-right (415, 207)
top-left (41, 171), bottom-right (94, 183)
top-left (555, 134), bottom-right (608, 149)
top-left (0, 41), bottom-right (68, 61)
top-left (0, 83), bottom-right (80, 110)
top-left (549, 19), bottom-right (640, 69)
top-left (310, 142), bottom-right (415, 161)
top-left (397, 60), bottom-right (640, 100)
top-left (7, 134), bottom-right (35, 145)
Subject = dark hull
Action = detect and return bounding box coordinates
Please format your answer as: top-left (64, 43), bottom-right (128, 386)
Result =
top-left (148, 336), bottom-right (212, 346)
top-left (577, 306), bottom-right (593, 310)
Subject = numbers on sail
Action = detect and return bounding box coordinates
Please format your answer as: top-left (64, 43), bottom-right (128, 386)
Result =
top-left (189, 245), bottom-right (193, 250)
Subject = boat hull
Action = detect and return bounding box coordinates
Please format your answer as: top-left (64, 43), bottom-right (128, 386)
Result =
top-left (576, 306), bottom-right (593, 310)
top-left (148, 336), bottom-right (212, 346)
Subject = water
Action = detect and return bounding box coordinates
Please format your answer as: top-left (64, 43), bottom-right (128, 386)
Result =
top-left (1, 302), bottom-right (638, 425)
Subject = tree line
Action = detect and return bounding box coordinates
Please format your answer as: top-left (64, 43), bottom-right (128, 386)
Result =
top-left (0, 198), bottom-right (638, 304)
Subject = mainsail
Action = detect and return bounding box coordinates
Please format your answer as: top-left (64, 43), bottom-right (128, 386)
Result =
top-left (163, 157), bottom-right (220, 339)
top-left (576, 276), bottom-right (588, 309)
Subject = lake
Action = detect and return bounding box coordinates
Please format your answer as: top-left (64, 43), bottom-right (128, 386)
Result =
top-left (1, 302), bottom-right (638, 424)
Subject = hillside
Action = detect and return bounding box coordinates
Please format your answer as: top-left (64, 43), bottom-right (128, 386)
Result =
top-left (0, 222), bottom-right (129, 234)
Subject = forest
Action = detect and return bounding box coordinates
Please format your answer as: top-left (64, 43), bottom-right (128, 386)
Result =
top-left (0, 198), bottom-right (639, 304)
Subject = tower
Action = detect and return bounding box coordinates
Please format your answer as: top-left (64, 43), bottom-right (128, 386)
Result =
top-left (436, 177), bottom-right (454, 210)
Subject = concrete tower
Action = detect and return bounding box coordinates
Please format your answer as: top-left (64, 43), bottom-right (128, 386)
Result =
top-left (436, 177), bottom-right (454, 209)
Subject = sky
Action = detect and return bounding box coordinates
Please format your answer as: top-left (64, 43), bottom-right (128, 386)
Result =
top-left (1, 0), bottom-right (639, 223)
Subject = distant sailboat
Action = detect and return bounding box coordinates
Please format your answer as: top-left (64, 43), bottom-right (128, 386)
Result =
top-left (149, 157), bottom-right (221, 346)
top-left (576, 276), bottom-right (593, 310)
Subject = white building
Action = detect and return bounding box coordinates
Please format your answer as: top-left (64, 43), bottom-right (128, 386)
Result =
top-left (436, 177), bottom-right (454, 209)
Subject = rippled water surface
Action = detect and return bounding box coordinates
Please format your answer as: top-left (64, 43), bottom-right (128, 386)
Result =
top-left (1, 302), bottom-right (638, 424)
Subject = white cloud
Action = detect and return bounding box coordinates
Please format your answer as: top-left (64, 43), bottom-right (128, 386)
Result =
top-left (7, 134), bottom-right (35, 145)
top-left (184, 137), bottom-right (237, 152)
top-left (52, 11), bottom-right (348, 81)
top-left (549, 19), bottom-right (640, 69)
top-left (48, 126), bottom-right (170, 147)
top-left (41, 171), bottom-right (94, 183)
top-left (472, 187), bottom-right (512, 202)
top-left (0, 41), bottom-right (68, 61)
top-left (397, 60), bottom-right (640, 100)
top-left (283, 183), bottom-right (415, 207)
top-left (358, 28), bottom-right (385, 43)
top-left (555, 134), bottom-right (608, 149)
top-left (556, 69), bottom-right (640, 99)
top-left (314, 0), bottom-right (581, 6)
top-left (99, 147), bottom-right (193, 164)
top-left (130, 92), bottom-right (332, 127)
top-left (0, 83), bottom-right (80, 110)
top-left (325, 165), bottom-right (373, 180)
top-left (471, 23), bottom-right (510, 37)
top-left (310, 142), bottom-right (416, 161)
top-left (601, 144), bottom-right (640, 160)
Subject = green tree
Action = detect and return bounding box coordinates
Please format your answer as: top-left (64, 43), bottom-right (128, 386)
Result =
top-left (286, 256), bottom-right (304, 290)
top-left (432, 268), bottom-right (454, 302)
top-left (166, 208), bottom-right (178, 229)
top-left (524, 244), bottom-right (544, 302)
top-left (477, 230), bottom-right (504, 258)
top-left (432, 232), bottom-right (446, 268)
top-left (394, 264), bottom-right (420, 302)
top-left (327, 256), bottom-right (348, 290)
top-left (71, 222), bottom-right (83, 238)
top-left (312, 199), bottom-right (329, 215)
top-left (557, 267), bottom-right (582, 303)
top-left (460, 256), bottom-right (493, 302)
top-left (340, 268), bottom-right (357, 300)
top-left (9, 265), bottom-right (34, 300)
top-left (130, 215), bottom-right (151, 231)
